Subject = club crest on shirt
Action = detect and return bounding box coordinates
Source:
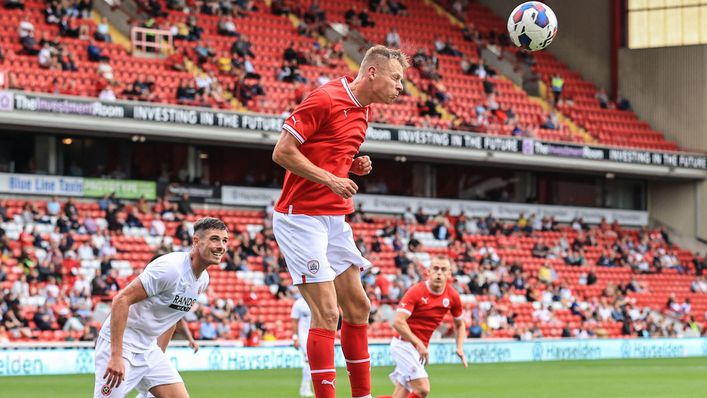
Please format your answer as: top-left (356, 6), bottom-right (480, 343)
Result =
top-left (101, 384), bottom-right (112, 396)
top-left (307, 260), bottom-right (320, 274)
top-left (443, 298), bottom-right (450, 308)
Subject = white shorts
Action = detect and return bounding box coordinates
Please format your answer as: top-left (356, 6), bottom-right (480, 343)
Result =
top-left (273, 212), bottom-right (371, 285)
top-left (93, 337), bottom-right (182, 398)
top-left (389, 338), bottom-right (429, 392)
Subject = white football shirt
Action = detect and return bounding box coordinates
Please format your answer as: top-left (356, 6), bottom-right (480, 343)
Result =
top-left (290, 297), bottom-right (311, 346)
top-left (99, 251), bottom-right (209, 353)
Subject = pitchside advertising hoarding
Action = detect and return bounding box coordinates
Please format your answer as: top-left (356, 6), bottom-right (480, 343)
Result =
top-left (221, 186), bottom-right (649, 226)
top-left (0, 91), bottom-right (705, 170)
top-left (0, 173), bottom-right (156, 200)
top-left (1, 338), bottom-right (705, 376)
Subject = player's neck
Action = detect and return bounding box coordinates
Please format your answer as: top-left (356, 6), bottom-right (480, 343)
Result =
top-left (426, 280), bottom-right (444, 295)
top-left (189, 250), bottom-right (208, 279)
top-left (348, 78), bottom-right (370, 107)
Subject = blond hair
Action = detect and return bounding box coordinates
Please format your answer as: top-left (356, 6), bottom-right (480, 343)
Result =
top-left (431, 256), bottom-right (451, 268)
top-left (360, 45), bottom-right (410, 71)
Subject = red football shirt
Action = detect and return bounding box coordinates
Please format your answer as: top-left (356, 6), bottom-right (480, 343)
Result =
top-left (275, 76), bottom-right (370, 216)
top-left (396, 281), bottom-right (463, 347)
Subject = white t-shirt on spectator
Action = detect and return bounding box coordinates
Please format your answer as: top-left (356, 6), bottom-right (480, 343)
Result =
top-left (38, 48), bottom-right (51, 66)
top-left (150, 219), bottom-right (166, 236)
top-left (99, 88), bottom-right (116, 101)
top-left (99, 251), bottom-right (209, 352)
top-left (19, 21), bottom-right (34, 38)
top-left (78, 243), bottom-right (95, 260)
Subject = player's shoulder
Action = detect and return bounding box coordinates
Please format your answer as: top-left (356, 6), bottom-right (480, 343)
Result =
top-left (405, 282), bottom-right (426, 296)
top-left (446, 283), bottom-right (461, 299)
top-left (144, 251), bottom-right (190, 278)
top-left (317, 77), bottom-right (352, 103)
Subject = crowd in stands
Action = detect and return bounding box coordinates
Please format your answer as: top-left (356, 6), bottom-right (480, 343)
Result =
top-left (1, 194), bottom-right (706, 344)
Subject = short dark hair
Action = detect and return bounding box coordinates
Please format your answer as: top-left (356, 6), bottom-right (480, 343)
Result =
top-left (193, 217), bottom-right (228, 235)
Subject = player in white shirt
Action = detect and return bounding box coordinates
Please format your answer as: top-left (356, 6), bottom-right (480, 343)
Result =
top-left (95, 217), bottom-right (228, 398)
top-left (291, 292), bottom-right (313, 397)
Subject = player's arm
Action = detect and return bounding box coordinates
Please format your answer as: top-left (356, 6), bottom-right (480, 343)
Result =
top-left (453, 318), bottom-right (468, 368)
top-left (104, 278), bottom-right (149, 388)
top-left (272, 132), bottom-right (358, 199)
top-left (291, 317), bottom-right (300, 349)
top-left (180, 318), bottom-right (200, 353)
top-left (393, 310), bottom-right (429, 365)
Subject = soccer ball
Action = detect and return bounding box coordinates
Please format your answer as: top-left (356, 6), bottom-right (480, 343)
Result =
top-left (507, 1), bottom-right (558, 51)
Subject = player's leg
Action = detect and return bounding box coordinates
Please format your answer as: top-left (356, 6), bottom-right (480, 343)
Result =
top-left (329, 216), bottom-right (373, 398)
top-left (274, 212), bottom-right (338, 398)
top-left (298, 282), bottom-right (339, 398)
top-left (334, 266), bottom-right (372, 398)
top-left (389, 339), bottom-right (429, 398)
top-left (148, 383), bottom-right (189, 398)
top-left (402, 378), bottom-right (430, 398)
top-left (139, 348), bottom-right (187, 398)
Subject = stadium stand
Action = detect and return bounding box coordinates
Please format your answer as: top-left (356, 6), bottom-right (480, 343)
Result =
top-left (0, 197), bottom-right (705, 343)
top-left (0, 0), bottom-right (690, 150)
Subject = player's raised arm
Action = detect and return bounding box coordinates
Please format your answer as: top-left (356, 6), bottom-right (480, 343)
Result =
top-left (104, 278), bottom-right (149, 388)
top-left (393, 310), bottom-right (428, 365)
top-left (272, 132), bottom-right (359, 199)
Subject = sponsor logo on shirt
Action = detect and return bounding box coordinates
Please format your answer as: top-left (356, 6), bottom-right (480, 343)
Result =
top-left (420, 297), bottom-right (429, 304)
top-left (168, 294), bottom-right (197, 312)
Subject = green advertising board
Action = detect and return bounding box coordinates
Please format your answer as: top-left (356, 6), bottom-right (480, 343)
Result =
top-left (83, 178), bottom-right (156, 200)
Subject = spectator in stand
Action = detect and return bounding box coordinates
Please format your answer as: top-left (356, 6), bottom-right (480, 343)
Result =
top-left (199, 314), bottom-right (218, 340)
top-left (95, 17), bottom-right (112, 42)
top-left (551, 74), bottom-right (564, 106)
top-left (691, 276), bottom-right (707, 293)
top-left (345, 5), bottom-right (359, 25)
top-left (87, 40), bottom-right (110, 62)
top-left (385, 27), bottom-right (401, 49)
top-left (358, 7), bottom-right (375, 27)
top-left (693, 253), bottom-right (705, 276)
top-left (44, 2), bottom-right (60, 24)
top-left (5, 0), bottom-right (23, 8)
top-left (542, 111), bottom-right (560, 130)
top-left (177, 193), bottom-right (194, 215)
top-left (232, 34), bottom-right (255, 58)
top-left (218, 16), bottom-right (238, 36)
top-left (596, 88), bottom-right (609, 109)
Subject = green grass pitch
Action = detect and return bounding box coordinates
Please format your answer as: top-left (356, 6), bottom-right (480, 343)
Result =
top-left (2, 358), bottom-right (706, 398)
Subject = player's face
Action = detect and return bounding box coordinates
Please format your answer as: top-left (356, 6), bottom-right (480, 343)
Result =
top-left (195, 229), bottom-right (229, 265)
top-left (372, 60), bottom-right (404, 104)
top-left (428, 259), bottom-right (451, 290)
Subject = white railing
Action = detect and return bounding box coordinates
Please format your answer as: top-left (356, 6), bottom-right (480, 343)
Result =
top-left (130, 27), bottom-right (173, 55)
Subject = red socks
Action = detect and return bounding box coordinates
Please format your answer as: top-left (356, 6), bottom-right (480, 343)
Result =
top-left (308, 328), bottom-right (337, 398)
top-left (341, 321), bottom-right (371, 398)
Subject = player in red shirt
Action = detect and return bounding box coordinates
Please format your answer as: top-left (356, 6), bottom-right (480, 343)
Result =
top-left (272, 45), bottom-right (409, 398)
top-left (382, 256), bottom-right (467, 398)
